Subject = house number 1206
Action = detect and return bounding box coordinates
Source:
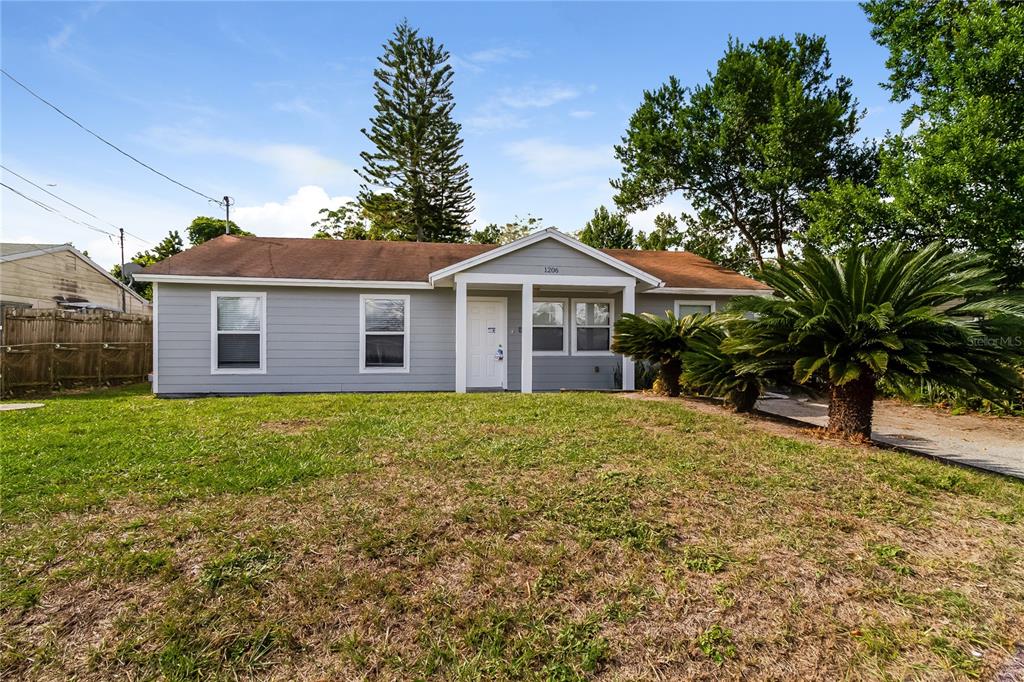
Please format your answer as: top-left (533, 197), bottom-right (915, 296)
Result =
top-left (544, 266), bottom-right (560, 274)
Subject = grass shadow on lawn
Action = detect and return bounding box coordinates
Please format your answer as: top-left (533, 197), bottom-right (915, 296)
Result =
top-left (2, 386), bottom-right (1022, 680)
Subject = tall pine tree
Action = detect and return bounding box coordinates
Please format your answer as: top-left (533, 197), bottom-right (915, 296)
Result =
top-left (358, 21), bottom-right (474, 242)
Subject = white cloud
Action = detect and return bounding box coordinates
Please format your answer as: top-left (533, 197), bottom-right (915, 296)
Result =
top-left (47, 25), bottom-right (74, 51)
top-left (504, 138), bottom-right (614, 178)
top-left (232, 186), bottom-right (353, 238)
top-left (466, 83), bottom-right (584, 132)
top-left (451, 45), bottom-right (529, 75)
top-left (569, 110), bottom-right (595, 119)
top-left (272, 97), bottom-right (322, 117)
top-left (141, 126), bottom-right (350, 188)
top-left (497, 84), bottom-right (580, 109)
top-left (468, 46), bottom-right (530, 64)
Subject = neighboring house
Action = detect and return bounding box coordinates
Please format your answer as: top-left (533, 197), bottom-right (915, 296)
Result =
top-left (135, 228), bottom-right (771, 396)
top-left (0, 243), bottom-right (151, 317)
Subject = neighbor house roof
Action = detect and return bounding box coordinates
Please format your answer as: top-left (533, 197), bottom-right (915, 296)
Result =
top-left (1, 242), bottom-right (150, 304)
top-left (140, 234), bottom-right (770, 291)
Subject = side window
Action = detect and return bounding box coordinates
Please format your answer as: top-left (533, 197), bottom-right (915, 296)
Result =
top-left (532, 299), bottom-right (567, 354)
top-left (572, 299), bottom-right (613, 354)
top-left (674, 300), bottom-right (715, 317)
top-left (212, 292), bottom-right (266, 373)
top-left (361, 294), bottom-right (410, 372)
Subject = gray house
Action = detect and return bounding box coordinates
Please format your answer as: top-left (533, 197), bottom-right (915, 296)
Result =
top-left (136, 228), bottom-right (771, 396)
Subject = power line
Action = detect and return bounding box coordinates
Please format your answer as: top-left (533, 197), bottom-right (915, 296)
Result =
top-left (2, 69), bottom-right (225, 207)
top-left (2, 181), bottom-right (118, 238)
top-left (0, 164), bottom-right (153, 247)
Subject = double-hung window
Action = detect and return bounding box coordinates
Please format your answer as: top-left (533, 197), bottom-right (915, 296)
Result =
top-left (572, 299), bottom-right (613, 354)
top-left (532, 298), bottom-right (568, 355)
top-left (211, 292), bottom-right (266, 374)
top-left (674, 300), bottom-right (716, 317)
top-left (360, 294), bottom-right (410, 372)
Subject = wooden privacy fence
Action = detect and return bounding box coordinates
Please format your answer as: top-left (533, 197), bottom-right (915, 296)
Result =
top-left (0, 308), bottom-right (152, 397)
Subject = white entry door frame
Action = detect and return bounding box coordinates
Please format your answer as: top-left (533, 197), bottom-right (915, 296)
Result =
top-left (466, 296), bottom-right (507, 390)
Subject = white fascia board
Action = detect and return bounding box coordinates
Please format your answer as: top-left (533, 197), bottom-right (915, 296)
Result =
top-left (0, 244), bottom-right (72, 263)
top-left (135, 274), bottom-right (434, 289)
top-left (454, 273), bottom-right (639, 287)
top-left (645, 287), bottom-right (774, 296)
top-left (428, 228), bottom-right (663, 287)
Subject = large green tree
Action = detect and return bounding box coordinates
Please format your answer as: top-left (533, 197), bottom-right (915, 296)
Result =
top-left (471, 215), bottom-right (545, 245)
top-left (577, 206), bottom-right (635, 249)
top-left (635, 212), bottom-right (683, 251)
top-left (187, 216), bottom-right (252, 245)
top-left (311, 201), bottom-right (399, 241)
top-left (613, 34), bottom-right (871, 269)
top-left (358, 20), bottom-right (474, 243)
top-left (857, 0), bottom-right (1024, 286)
top-left (111, 230), bottom-right (184, 299)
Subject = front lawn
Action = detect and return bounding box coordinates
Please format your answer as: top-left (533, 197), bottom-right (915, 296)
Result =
top-left (2, 386), bottom-right (1022, 680)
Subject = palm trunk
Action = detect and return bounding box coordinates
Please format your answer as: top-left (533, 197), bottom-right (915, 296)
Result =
top-left (729, 384), bottom-right (760, 413)
top-left (660, 357), bottom-right (682, 397)
top-left (827, 374), bottom-right (876, 439)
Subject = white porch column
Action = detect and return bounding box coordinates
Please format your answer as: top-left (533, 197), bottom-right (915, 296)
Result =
top-left (455, 277), bottom-right (468, 393)
top-left (621, 282), bottom-right (635, 391)
top-left (520, 282), bottom-right (533, 393)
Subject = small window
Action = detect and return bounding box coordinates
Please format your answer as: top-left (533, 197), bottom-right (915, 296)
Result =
top-left (572, 299), bottom-right (613, 354)
top-left (212, 292), bottom-right (265, 374)
top-left (674, 300), bottom-right (716, 317)
top-left (361, 294), bottom-right (410, 372)
top-left (532, 299), bottom-right (567, 354)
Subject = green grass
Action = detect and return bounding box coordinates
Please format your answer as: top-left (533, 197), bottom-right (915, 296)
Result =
top-left (2, 384), bottom-right (1023, 680)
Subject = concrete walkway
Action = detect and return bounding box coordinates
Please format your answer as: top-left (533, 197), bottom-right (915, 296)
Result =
top-left (757, 397), bottom-right (1024, 479)
top-left (0, 402), bottom-right (44, 412)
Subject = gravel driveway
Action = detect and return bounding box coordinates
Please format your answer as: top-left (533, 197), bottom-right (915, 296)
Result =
top-left (757, 396), bottom-right (1024, 479)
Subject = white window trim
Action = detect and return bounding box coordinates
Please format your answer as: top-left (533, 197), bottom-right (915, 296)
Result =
top-left (674, 299), bottom-right (717, 316)
top-left (531, 297), bottom-right (569, 356)
top-left (571, 298), bottom-right (615, 356)
top-left (210, 291), bottom-right (267, 375)
top-left (359, 293), bottom-right (411, 374)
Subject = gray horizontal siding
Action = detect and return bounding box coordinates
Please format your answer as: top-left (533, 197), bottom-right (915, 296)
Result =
top-left (155, 284), bottom-right (751, 396)
top-left (636, 293), bottom-right (737, 317)
top-left (156, 284), bottom-right (456, 394)
top-left (465, 240), bottom-right (626, 278)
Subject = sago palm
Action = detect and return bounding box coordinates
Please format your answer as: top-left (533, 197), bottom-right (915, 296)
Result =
top-left (612, 312), bottom-right (709, 396)
top-left (731, 242), bottom-right (1024, 438)
top-left (680, 315), bottom-right (766, 413)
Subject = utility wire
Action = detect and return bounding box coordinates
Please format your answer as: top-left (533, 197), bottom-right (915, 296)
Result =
top-left (2, 69), bottom-right (225, 207)
top-left (2, 181), bottom-right (119, 238)
top-left (0, 164), bottom-right (153, 247)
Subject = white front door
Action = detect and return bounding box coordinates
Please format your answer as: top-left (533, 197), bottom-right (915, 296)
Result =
top-left (467, 297), bottom-right (507, 389)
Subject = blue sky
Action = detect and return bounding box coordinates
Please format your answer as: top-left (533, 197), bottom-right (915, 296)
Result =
top-left (1, 2), bottom-right (899, 268)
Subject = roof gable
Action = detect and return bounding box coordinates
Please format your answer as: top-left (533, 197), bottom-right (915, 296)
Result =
top-left (428, 229), bottom-right (662, 286)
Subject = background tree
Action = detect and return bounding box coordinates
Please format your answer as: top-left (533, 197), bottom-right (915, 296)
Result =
top-left (856, 0), bottom-right (1024, 286)
top-left (679, 210), bottom-right (756, 273)
top-left (731, 242), bottom-right (1024, 438)
top-left (577, 205), bottom-right (634, 249)
top-left (110, 230), bottom-right (184, 299)
top-left (613, 34), bottom-right (871, 269)
top-left (187, 216), bottom-right (252, 245)
top-left (635, 212), bottom-right (683, 251)
top-left (471, 215), bottom-right (545, 245)
top-left (358, 20), bottom-right (474, 242)
top-left (311, 201), bottom-right (399, 240)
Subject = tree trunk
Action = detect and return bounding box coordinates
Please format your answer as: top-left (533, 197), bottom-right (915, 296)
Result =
top-left (827, 374), bottom-right (876, 439)
top-left (729, 383), bottom-right (760, 413)
top-left (660, 358), bottom-right (682, 397)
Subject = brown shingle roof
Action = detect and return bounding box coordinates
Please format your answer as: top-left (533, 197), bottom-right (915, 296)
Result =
top-left (142, 235), bottom-right (770, 290)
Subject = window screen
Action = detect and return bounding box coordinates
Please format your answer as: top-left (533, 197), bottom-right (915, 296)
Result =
top-left (363, 296), bottom-right (407, 370)
top-left (532, 300), bottom-right (566, 353)
top-left (214, 295), bottom-right (263, 370)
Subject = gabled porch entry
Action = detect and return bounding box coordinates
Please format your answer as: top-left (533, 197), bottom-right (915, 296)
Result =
top-left (454, 273), bottom-right (638, 393)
